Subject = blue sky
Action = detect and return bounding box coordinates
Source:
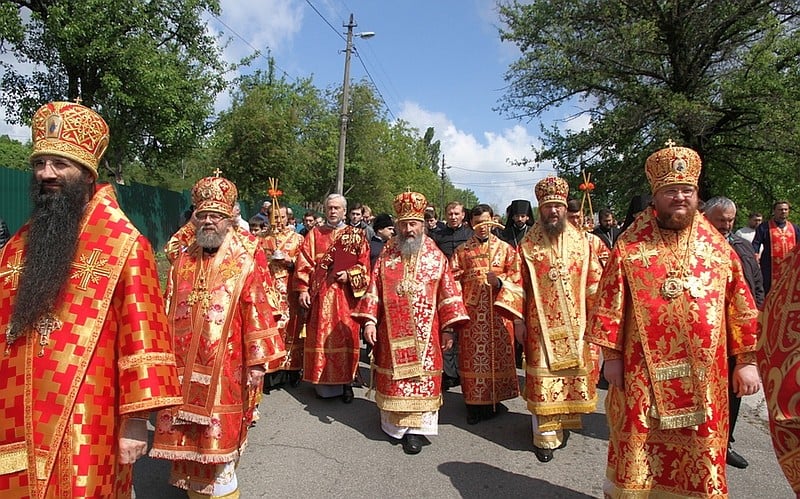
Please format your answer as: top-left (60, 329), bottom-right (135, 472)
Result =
top-left (2, 0), bottom-right (585, 210)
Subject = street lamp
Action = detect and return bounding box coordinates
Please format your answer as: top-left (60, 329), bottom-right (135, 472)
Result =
top-left (335, 13), bottom-right (375, 195)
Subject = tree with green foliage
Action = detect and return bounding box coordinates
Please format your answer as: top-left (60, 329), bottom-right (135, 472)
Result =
top-left (0, 135), bottom-right (30, 170)
top-left (0, 0), bottom-right (231, 183)
top-left (210, 71), bottom-right (476, 213)
top-left (498, 0), bottom-right (800, 219)
top-left (210, 67), bottom-right (336, 207)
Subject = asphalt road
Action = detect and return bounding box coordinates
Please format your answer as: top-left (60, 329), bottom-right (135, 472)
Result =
top-left (133, 361), bottom-right (794, 498)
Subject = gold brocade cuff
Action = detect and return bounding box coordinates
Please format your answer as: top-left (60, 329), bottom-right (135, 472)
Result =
top-left (734, 351), bottom-right (757, 365)
top-left (602, 347), bottom-right (623, 361)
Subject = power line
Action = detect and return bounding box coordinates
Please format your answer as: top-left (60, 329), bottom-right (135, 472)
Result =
top-left (449, 165), bottom-right (533, 174)
top-left (451, 180), bottom-right (537, 187)
top-left (209, 15), bottom-right (297, 84)
top-left (305, 1), bottom-right (396, 120)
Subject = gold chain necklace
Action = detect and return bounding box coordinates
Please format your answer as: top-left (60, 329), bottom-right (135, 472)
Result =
top-left (656, 221), bottom-right (696, 300)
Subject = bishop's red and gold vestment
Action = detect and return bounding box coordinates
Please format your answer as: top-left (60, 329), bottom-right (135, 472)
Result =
top-left (150, 228), bottom-right (285, 494)
top-left (451, 234), bottom-right (523, 405)
top-left (293, 224), bottom-right (369, 385)
top-left (261, 228), bottom-right (305, 373)
top-left (758, 244), bottom-right (800, 494)
top-left (588, 208), bottom-right (758, 498)
top-left (353, 236), bottom-right (468, 427)
top-left (518, 222), bottom-right (602, 445)
top-left (0, 184), bottom-right (182, 498)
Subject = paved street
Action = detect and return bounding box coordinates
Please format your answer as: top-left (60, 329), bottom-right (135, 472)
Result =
top-left (134, 361), bottom-right (794, 498)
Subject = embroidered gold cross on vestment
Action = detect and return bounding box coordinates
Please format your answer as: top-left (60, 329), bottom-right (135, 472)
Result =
top-left (0, 250), bottom-right (24, 290)
top-left (71, 249), bottom-right (112, 290)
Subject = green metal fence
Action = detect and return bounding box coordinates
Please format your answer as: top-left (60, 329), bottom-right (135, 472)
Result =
top-left (0, 166), bottom-right (315, 251)
top-left (0, 166), bottom-right (190, 251)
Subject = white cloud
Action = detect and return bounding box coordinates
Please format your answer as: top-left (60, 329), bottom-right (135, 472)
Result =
top-left (214, 0), bottom-right (304, 62)
top-left (399, 101), bottom-right (555, 211)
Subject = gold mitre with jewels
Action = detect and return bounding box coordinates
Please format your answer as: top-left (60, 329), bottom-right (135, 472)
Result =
top-left (534, 175), bottom-right (569, 206)
top-left (30, 101), bottom-right (110, 179)
top-left (393, 190), bottom-right (427, 221)
top-left (191, 171), bottom-right (238, 217)
top-left (645, 140), bottom-right (702, 193)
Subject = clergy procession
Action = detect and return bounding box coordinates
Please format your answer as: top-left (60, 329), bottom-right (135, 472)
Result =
top-left (2, 102), bottom-right (800, 499)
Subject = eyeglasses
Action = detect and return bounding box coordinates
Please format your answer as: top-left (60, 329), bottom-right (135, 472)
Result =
top-left (195, 212), bottom-right (228, 222)
top-left (660, 187), bottom-right (696, 199)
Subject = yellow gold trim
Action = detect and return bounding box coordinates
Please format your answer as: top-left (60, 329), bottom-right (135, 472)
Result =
top-left (118, 351), bottom-right (177, 371)
top-left (658, 410), bottom-right (705, 430)
top-left (36, 454), bottom-right (47, 480)
top-left (0, 443), bottom-right (26, 474)
top-left (651, 362), bottom-right (691, 382)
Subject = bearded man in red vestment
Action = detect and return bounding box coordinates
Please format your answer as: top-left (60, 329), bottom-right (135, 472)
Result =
top-left (354, 191), bottom-right (469, 455)
top-left (0, 101), bottom-right (183, 498)
top-left (516, 176), bottom-right (603, 463)
top-left (588, 142), bottom-right (760, 498)
top-left (150, 173), bottom-right (285, 499)
top-left (293, 194), bottom-right (370, 402)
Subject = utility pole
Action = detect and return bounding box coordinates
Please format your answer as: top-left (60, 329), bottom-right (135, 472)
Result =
top-left (335, 14), bottom-right (357, 196)
top-left (440, 155), bottom-right (447, 212)
top-left (334, 14), bottom-right (374, 195)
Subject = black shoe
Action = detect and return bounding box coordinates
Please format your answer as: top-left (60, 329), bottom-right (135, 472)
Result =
top-left (727, 447), bottom-right (749, 469)
top-left (466, 405), bottom-right (482, 425)
top-left (557, 430), bottom-right (570, 450)
top-left (533, 446), bottom-right (553, 463)
top-left (401, 434), bottom-right (423, 455)
top-left (342, 385), bottom-right (354, 404)
top-left (287, 371), bottom-right (301, 388)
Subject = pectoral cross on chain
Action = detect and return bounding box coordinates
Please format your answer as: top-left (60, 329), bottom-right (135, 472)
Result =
top-left (187, 279), bottom-right (211, 312)
top-left (34, 316), bottom-right (63, 357)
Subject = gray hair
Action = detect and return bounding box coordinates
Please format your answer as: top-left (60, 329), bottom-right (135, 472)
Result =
top-left (325, 194), bottom-right (347, 212)
top-left (703, 196), bottom-right (736, 215)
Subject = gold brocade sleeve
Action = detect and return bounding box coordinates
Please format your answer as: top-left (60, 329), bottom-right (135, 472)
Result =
top-left (725, 247), bottom-right (759, 356)
top-left (586, 246), bottom-right (627, 351)
top-left (494, 240), bottom-right (524, 320)
top-left (115, 236), bottom-right (183, 415)
top-left (293, 228), bottom-right (317, 293)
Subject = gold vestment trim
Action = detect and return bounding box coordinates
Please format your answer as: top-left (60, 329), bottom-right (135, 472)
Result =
top-left (651, 363), bottom-right (691, 381)
top-left (0, 443), bottom-right (26, 475)
top-left (658, 410), bottom-right (706, 430)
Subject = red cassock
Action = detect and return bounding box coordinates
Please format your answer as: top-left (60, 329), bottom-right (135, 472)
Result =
top-left (0, 185), bottom-right (182, 498)
top-left (451, 234), bottom-right (523, 405)
top-left (588, 209), bottom-right (758, 498)
top-left (293, 225), bottom-right (370, 385)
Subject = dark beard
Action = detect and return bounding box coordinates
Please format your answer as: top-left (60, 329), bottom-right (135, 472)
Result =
top-left (542, 216), bottom-right (566, 237)
top-left (657, 207), bottom-right (696, 230)
top-left (9, 177), bottom-right (92, 338)
top-left (398, 235), bottom-right (422, 258)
